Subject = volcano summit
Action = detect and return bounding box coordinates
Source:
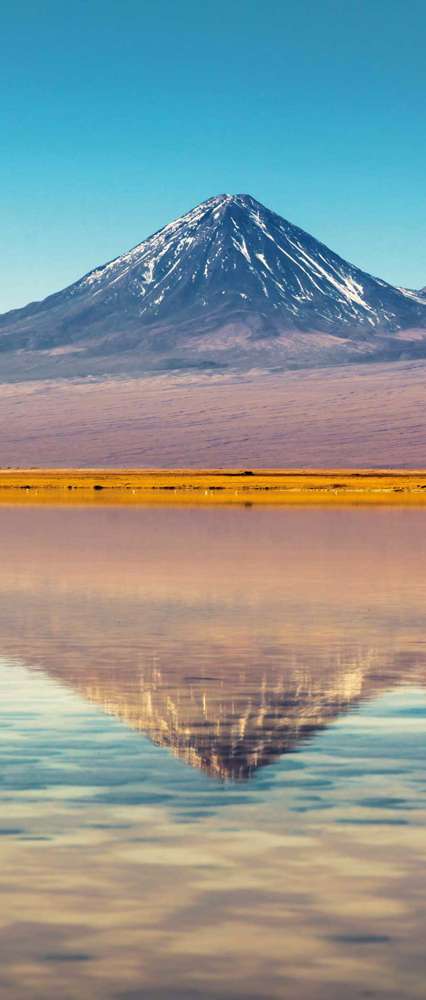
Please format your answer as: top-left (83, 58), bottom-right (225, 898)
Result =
top-left (1, 193), bottom-right (426, 380)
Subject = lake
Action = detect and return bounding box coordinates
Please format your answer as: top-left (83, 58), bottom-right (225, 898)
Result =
top-left (0, 505), bottom-right (425, 999)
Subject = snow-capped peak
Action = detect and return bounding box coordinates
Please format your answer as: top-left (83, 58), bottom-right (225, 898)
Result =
top-left (68, 192), bottom-right (423, 338)
top-left (1, 193), bottom-right (426, 380)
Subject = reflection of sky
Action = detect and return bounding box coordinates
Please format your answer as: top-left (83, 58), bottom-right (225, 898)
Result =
top-left (1, 506), bottom-right (426, 784)
top-left (1, 657), bottom-right (426, 999)
top-left (1, 659), bottom-right (425, 825)
top-left (1, 506), bottom-right (426, 998)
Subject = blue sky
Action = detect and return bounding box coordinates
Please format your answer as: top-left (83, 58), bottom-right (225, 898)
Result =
top-left (1, 0), bottom-right (425, 311)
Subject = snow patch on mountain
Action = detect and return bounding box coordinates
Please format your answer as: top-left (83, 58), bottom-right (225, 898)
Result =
top-left (1, 192), bottom-right (426, 381)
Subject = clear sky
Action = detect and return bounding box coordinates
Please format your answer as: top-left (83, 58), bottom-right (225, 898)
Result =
top-left (1, 0), bottom-right (425, 312)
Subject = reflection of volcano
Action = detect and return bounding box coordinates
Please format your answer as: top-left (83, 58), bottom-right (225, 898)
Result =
top-left (1, 505), bottom-right (425, 779)
top-left (12, 634), bottom-right (425, 780)
top-left (67, 648), bottom-right (386, 779)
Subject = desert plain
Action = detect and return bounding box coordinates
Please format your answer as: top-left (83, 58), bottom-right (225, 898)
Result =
top-left (1, 359), bottom-right (426, 470)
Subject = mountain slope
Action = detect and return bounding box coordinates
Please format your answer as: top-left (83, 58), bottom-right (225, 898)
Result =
top-left (1, 193), bottom-right (426, 379)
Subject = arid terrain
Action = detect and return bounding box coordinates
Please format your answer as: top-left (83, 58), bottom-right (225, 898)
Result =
top-left (1, 359), bottom-right (426, 469)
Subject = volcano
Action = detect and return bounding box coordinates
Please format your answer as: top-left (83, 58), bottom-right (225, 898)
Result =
top-left (1, 193), bottom-right (426, 380)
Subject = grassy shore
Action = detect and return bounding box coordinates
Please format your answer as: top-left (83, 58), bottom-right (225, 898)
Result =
top-left (0, 469), bottom-right (426, 505)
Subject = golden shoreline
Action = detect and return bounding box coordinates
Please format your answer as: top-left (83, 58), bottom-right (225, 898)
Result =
top-left (0, 469), bottom-right (426, 505)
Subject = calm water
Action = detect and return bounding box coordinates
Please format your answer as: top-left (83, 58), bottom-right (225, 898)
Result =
top-left (0, 505), bottom-right (425, 1000)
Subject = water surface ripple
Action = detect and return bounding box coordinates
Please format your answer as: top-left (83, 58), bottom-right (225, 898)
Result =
top-left (0, 506), bottom-right (425, 999)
